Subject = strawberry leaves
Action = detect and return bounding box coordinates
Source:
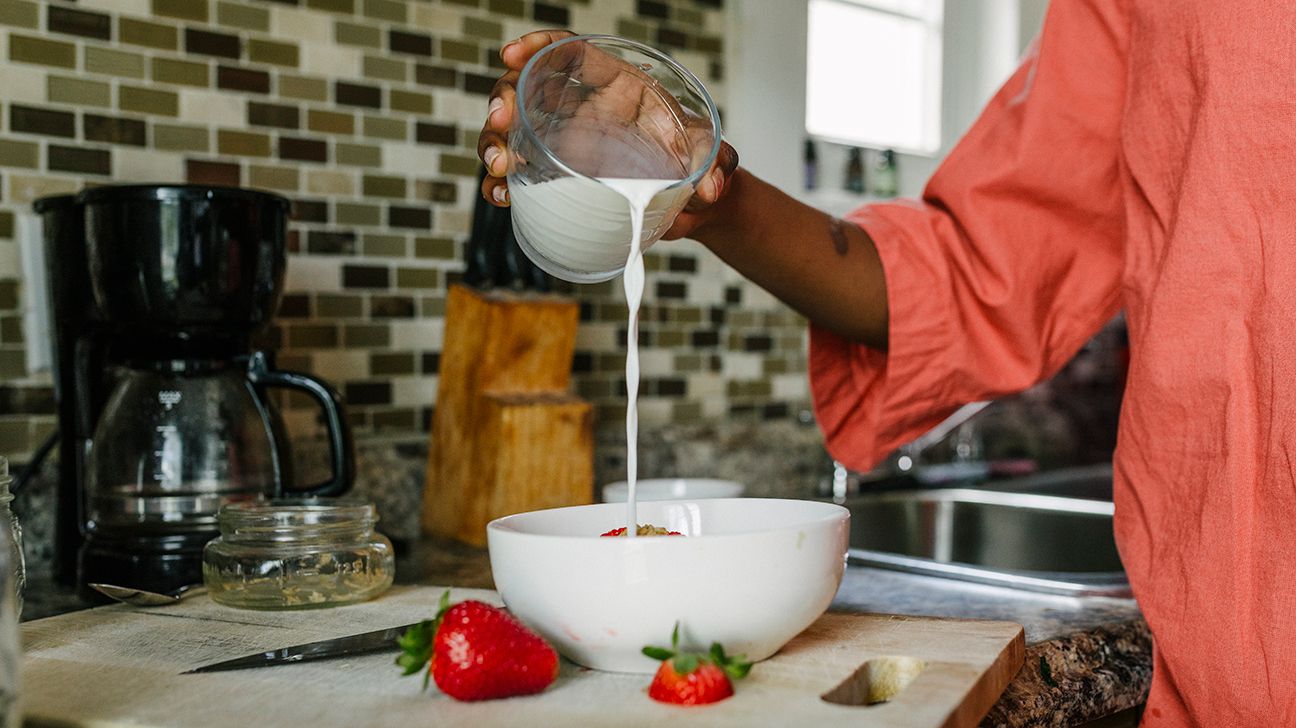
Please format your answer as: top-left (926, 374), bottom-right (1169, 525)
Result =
top-left (396, 590), bottom-right (452, 690)
top-left (642, 621), bottom-right (752, 679)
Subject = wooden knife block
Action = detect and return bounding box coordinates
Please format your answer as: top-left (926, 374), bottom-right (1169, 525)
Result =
top-left (422, 284), bottom-right (593, 546)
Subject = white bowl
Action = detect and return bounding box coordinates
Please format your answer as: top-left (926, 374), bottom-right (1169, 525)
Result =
top-left (601, 478), bottom-right (745, 503)
top-left (487, 498), bottom-right (849, 673)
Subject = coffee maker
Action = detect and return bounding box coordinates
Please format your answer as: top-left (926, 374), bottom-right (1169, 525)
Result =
top-left (36, 185), bottom-right (355, 593)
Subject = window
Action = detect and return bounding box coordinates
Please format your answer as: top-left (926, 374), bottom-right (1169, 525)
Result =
top-left (805, 0), bottom-right (943, 154)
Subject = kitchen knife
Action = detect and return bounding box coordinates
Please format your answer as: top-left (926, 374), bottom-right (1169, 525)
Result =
top-left (182, 622), bottom-right (421, 674)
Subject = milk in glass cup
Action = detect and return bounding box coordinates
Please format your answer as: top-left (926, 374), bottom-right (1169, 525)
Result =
top-left (506, 35), bottom-right (722, 283)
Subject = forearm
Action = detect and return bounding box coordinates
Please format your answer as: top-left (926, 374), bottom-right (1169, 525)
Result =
top-left (692, 169), bottom-right (889, 350)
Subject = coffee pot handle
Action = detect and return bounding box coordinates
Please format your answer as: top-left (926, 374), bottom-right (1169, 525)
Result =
top-left (247, 352), bottom-right (355, 497)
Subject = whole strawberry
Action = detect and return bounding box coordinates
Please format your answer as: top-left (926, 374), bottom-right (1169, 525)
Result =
top-left (397, 591), bottom-right (559, 701)
top-left (642, 623), bottom-right (751, 706)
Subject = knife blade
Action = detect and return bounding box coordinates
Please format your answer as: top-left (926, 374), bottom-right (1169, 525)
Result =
top-left (182, 622), bottom-right (421, 674)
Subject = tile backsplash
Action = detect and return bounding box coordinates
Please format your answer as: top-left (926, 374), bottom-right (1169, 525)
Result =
top-left (0, 0), bottom-right (814, 464)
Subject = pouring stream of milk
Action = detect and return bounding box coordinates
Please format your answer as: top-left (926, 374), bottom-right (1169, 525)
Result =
top-left (601, 177), bottom-right (680, 538)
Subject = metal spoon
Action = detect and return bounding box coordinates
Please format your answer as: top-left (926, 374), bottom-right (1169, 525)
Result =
top-left (89, 583), bottom-right (206, 606)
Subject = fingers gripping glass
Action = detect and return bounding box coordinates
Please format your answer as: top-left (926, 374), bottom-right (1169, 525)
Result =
top-left (507, 35), bottom-right (723, 283)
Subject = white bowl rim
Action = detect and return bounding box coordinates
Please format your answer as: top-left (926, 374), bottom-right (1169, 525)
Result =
top-left (486, 497), bottom-right (848, 543)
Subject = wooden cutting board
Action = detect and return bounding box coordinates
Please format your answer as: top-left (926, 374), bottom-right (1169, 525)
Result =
top-left (21, 586), bottom-right (1023, 728)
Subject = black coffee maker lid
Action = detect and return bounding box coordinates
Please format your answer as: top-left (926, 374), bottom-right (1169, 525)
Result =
top-left (77, 184), bottom-right (290, 211)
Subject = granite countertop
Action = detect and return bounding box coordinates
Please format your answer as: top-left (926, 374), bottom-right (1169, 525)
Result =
top-left (25, 537), bottom-right (1149, 728)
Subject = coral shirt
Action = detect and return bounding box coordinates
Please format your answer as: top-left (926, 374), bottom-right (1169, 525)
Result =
top-left (810, 1), bottom-right (1296, 725)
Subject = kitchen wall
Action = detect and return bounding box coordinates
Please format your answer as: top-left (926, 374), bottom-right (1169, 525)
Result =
top-left (0, 0), bottom-right (821, 469)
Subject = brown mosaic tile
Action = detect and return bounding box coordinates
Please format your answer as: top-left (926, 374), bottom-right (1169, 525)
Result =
top-left (288, 324), bottom-right (339, 348)
top-left (335, 202), bottom-right (379, 225)
top-left (84, 114), bottom-right (147, 147)
top-left (335, 81), bottom-right (381, 108)
top-left (316, 294), bottom-right (364, 318)
top-left (10, 105), bottom-right (75, 138)
top-left (216, 1), bottom-right (270, 31)
top-left (343, 381), bottom-right (390, 405)
top-left (532, 2), bottom-right (569, 25)
top-left (415, 63), bottom-right (457, 87)
top-left (307, 230), bottom-right (356, 254)
top-left (388, 206), bottom-right (431, 230)
top-left (249, 39), bottom-right (299, 67)
top-left (370, 294), bottom-right (415, 318)
top-left (362, 115), bottom-right (405, 140)
top-left (415, 122), bottom-right (456, 145)
top-left (248, 164), bottom-right (299, 190)
top-left (0, 318), bottom-right (22, 345)
top-left (154, 123), bottom-right (210, 152)
top-left (337, 143), bottom-right (381, 166)
top-left (248, 101), bottom-right (300, 129)
top-left (278, 293), bottom-right (310, 317)
top-left (292, 199), bottom-right (329, 222)
top-left (636, 0), bottom-right (669, 19)
top-left (363, 56), bottom-right (407, 82)
top-left (278, 74), bottom-right (328, 101)
top-left (462, 16), bottom-right (504, 40)
top-left (85, 47), bottom-right (146, 78)
top-left (695, 35), bottom-right (722, 54)
top-left (373, 408), bottom-right (418, 430)
top-left (119, 17), bottom-right (177, 50)
top-left (439, 39), bottom-right (479, 64)
top-left (389, 29), bottom-right (433, 56)
top-left (48, 145), bottom-right (110, 175)
top-left (307, 108), bottom-right (353, 134)
top-left (154, 0), bottom-right (208, 22)
top-left (334, 20), bottom-right (380, 48)
top-left (153, 57), bottom-right (209, 86)
top-left (396, 267), bottom-right (440, 289)
top-left (0, 141), bottom-right (39, 169)
top-left (47, 75), bottom-right (111, 107)
top-left (279, 136), bottom-right (328, 162)
top-left (218, 129), bottom-right (272, 156)
top-left (389, 90), bottom-right (432, 114)
top-left (362, 174), bottom-right (405, 198)
top-left (486, 0), bottom-right (525, 17)
top-left (413, 236), bottom-right (454, 259)
top-left (486, 50), bottom-right (506, 71)
top-left (0, 284), bottom-right (13, 309)
top-left (362, 234), bottom-right (405, 256)
top-left (439, 153), bottom-right (481, 176)
top-left (9, 34), bottom-right (76, 69)
top-left (306, 0), bottom-right (354, 13)
top-left (461, 72), bottom-right (495, 95)
top-left (342, 264), bottom-right (389, 288)
top-left (186, 28), bottom-right (241, 59)
top-left (370, 351), bottom-right (414, 376)
top-left (361, 0), bottom-right (405, 23)
top-left (120, 85), bottom-right (179, 115)
top-left (0, 0), bottom-right (38, 29)
top-left (442, 0), bottom-right (480, 7)
top-left (49, 5), bottom-right (111, 41)
top-left (656, 27), bottom-right (688, 50)
top-left (415, 180), bottom-right (457, 203)
top-left (307, 170), bottom-right (356, 194)
top-left (676, 6), bottom-right (705, 26)
top-left (218, 65), bottom-right (271, 93)
top-left (187, 158), bottom-right (241, 186)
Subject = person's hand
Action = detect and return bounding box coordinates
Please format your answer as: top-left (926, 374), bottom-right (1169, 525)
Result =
top-left (476, 30), bottom-right (740, 240)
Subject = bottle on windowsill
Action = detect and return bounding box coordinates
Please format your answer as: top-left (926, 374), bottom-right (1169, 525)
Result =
top-left (844, 147), bottom-right (865, 194)
top-left (804, 139), bottom-right (819, 191)
top-left (871, 149), bottom-right (898, 198)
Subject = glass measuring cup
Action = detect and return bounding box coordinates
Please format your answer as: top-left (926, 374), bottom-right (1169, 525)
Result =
top-left (507, 35), bottom-right (722, 283)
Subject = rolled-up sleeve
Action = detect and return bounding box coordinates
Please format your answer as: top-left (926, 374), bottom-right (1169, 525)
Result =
top-left (812, 0), bottom-right (1130, 470)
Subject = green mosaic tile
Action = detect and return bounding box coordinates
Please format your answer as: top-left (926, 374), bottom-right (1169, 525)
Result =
top-left (389, 89), bottom-right (432, 114)
top-left (0, 282), bottom-right (17, 310)
top-left (248, 39), bottom-right (298, 67)
top-left (152, 57), bottom-right (209, 86)
top-left (362, 234), bottom-right (406, 257)
top-left (337, 142), bottom-right (381, 166)
top-left (0, 0), bottom-right (38, 29)
top-left (0, 350), bottom-right (26, 378)
top-left (119, 18), bottom-right (178, 49)
top-left (372, 408), bottom-right (416, 430)
top-left (344, 324), bottom-right (390, 347)
top-left (248, 164), bottom-right (299, 191)
top-left (336, 202), bottom-right (380, 225)
top-left (216, 1), bottom-right (269, 31)
top-left (362, 115), bottom-right (406, 140)
top-left (218, 129), bottom-right (272, 156)
top-left (442, 0), bottom-right (480, 7)
top-left (335, 20), bottom-right (381, 48)
top-left (153, 0), bottom-right (208, 22)
top-left (616, 19), bottom-right (652, 43)
top-left (362, 174), bottom-right (405, 198)
top-left (462, 16), bottom-right (503, 40)
top-left (395, 267), bottom-right (439, 289)
top-left (419, 296), bottom-right (445, 316)
top-left (277, 74), bottom-right (326, 101)
top-left (363, 55), bottom-right (407, 82)
top-left (0, 213), bottom-right (13, 239)
top-left (47, 75), bottom-right (111, 107)
top-left (439, 39), bottom-right (479, 64)
top-left (86, 47), bottom-right (147, 78)
top-left (0, 140), bottom-right (39, 169)
top-left (316, 293), bottom-right (365, 318)
top-left (413, 236), bottom-right (455, 259)
top-left (10, 34), bottom-right (76, 69)
top-left (361, 0), bottom-right (406, 23)
top-left (672, 400), bottom-right (703, 421)
top-left (369, 352), bottom-right (415, 375)
top-left (153, 123), bottom-right (210, 152)
top-left (486, 0), bottom-right (524, 17)
top-left (439, 153), bottom-right (481, 176)
top-left (287, 324), bottom-right (339, 348)
top-left (0, 419), bottom-right (31, 454)
top-left (308, 108), bottom-right (354, 134)
top-left (307, 0), bottom-right (354, 13)
top-left (0, 317), bottom-right (21, 344)
top-left (119, 85), bottom-right (178, 115)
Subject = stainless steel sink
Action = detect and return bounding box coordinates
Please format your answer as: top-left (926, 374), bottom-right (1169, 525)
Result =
top-left (839, 466), bottom-right (1130, 597)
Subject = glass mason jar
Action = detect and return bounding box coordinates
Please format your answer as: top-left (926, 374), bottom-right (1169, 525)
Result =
top-left (202, 499), bottom-right (394, 610)
top-left (0, 459), bottom-right (23, 619)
